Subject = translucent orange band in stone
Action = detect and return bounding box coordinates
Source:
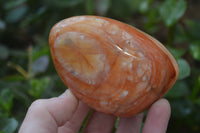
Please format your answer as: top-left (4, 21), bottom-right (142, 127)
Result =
top-left (49, 16), bottom-right (179, 117)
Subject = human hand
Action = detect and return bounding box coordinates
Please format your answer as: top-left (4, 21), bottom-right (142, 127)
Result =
top-left (19, 89), bottom-right (171, 133)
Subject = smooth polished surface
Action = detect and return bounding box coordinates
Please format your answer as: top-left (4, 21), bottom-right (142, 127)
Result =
top-left (49, 16), bottom-right (179, 117)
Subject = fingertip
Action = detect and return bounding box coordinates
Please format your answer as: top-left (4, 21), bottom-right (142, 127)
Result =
top-left (151, 98), bottom-right (171, 116)
top-left (59, 89), bottom-right (79, 110)
top-left (154, 98), bottom-right (170, 106)
top-left (142, 98), bottom-right (171, 133)
top-left (59, 89), bottom-right (76, 98)
top-left (66, 89), bottom-right (78, 101)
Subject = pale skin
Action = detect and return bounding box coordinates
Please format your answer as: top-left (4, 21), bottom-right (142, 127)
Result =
top-left (19, 89), bottom-right (171, 133)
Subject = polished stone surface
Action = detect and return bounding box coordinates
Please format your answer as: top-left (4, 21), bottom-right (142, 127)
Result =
top-left (49, 16), bottom-right (179, 117)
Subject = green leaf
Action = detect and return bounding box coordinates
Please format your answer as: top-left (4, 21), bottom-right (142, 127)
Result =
top-left (0, 19), bottom-right (6, 30)
top-left (125, 0), bottom-right (141, 12)
top-left (139, 0), bottom-right (153, 13)
top-left (110, 0), bottom-right (140, 18)
top-left (2, 118), bottom-right (18, 133)
top-left (139, 0), bottom-right (148, 13)
top-left (143, 7), bottom-right (160, 34)
top-left (174, 23), bottom-right (188, 43)
top-left (1, 75), bottom-right (25, 82)
top-left (85, 0), bottom-right (95, 15)
top-left (20, 6), bottom-right (47, 28)
top-left (167, 46), bottom-right (186, 59)
top-left (171, 99), bottom-right (193, 118)
top-left (31, 55), bottom-right (49, 77)
top-left (190, 76), bottom-right (200, 101)
top-left (0, 44), bottom-right (9, 60)
top-left (29, 77), bottom-right (51, 98)
top-left (189, 41), bottom-right (200, 61)
top-left (49, 0), bottom-right (83, 8)
top-left (177, 59), bottom-right (191, 80)
top-left (5, 5), bottom-right (28, 23)
top-left (96, 0), bottom-right (110, 15)
top-left (32, 46), bottom-right (50, 61)
top-left (0, 88), bottom-right (14, 113)
top-left (4, 0), bottom-right (27, 10)
top-left (195, 98), bottom-right (200, 107)
top-left (185, 19), bottom-right (200, 40)
top-left (160, 0), bottom-right (186, 27)
top-left (167, 81), bottom-right (189, 98)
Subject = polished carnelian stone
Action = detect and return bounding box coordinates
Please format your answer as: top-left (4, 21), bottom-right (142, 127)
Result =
top-left (49, 16), bottom-right (179, 117)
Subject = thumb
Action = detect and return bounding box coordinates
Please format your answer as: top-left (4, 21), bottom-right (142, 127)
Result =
top-left (18, 89), bottom-right (78, 133)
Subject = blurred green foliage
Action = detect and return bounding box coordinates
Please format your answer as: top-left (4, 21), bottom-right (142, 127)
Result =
top-left (0, 0), bottom-right (200, 132)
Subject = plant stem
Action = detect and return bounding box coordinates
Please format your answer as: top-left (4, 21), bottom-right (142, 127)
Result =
top-left (168, 25), bottom-right (175, 46)
top-left (7, 62), bottom-right (29, 79)
top-left (28, 45), bottom-right (33, 78)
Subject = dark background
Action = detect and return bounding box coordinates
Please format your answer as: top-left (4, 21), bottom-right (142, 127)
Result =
top-left (0, 0), bottom-right (200, 132)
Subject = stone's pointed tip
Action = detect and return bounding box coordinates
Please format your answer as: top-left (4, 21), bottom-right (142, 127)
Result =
top-left (49, 16), bottom-right (179, 117)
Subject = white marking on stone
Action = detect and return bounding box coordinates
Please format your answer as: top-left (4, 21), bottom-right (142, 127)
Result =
top-left (95, 18), bottom-right (102, 21)
top-left (122, 62), bottom-right (127, 67)
top-left (105, 65), bottom-right (110, 73)
top-left (107, 24), bottom-right (119, 35)
top-left (57, 16), bottom-right (86, 28)
top-left (86, 79), bottom-right (96, 85)
top-left (60, 22), bottom-right (68, 28)
top-left (95, 18), bottom-right (109, 27)
top-left (55, 28), bottom-right (60, 34)
top-left (119, 90), bottom-right (128, 97)
top-left (87, 79), bottom-right (91, 85)
top-left (112, 31), bottom-right (116, 35)
top-left (138, 52), bottom-right (144, 58)
top-left (136, 82), bottom-right (148, 92)
top-left (126, 40), bottom-right (130, 44)
top-left (71, 16), bottom-right (85, 22)
top-left (122, 48), bottom-right (141, 59)
top-left (142, 75), bottom-right (146, 81)
top-left (80, 35), bottom-right (85, 40)
top-left (128, 41), bottom-right (135, 48)
top-left (124, 51), bottom-right (135, 57)
top-left (124, 48), bottom-right (128, 52)
top-left (146, 86), bottom-right (151, 92)
top-left (72, 71), bottom-right (79, 76)
top-left (142, 62), bottom-right (148, 71)
top-left (127, 75), bottom-right (133, 81)
top-left (115, 45), bottom-right (123, 52)
top-left (136, 68), bottom-right (144, 78)
top-left (129, 63), bottom-right (132, 69)
top-left (122, 31), bottom-right (132, 40)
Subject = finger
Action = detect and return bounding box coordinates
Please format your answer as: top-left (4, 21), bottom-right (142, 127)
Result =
top-left (18, 89), bottom-right (78, 133)
top-left (116, 113), bottom-right (143, 133)
top-left (142, 98), bottom-right (171, 133)
top-left (82, 111), bottom-right (116, 133)
top-left (58, 101), bottom-right (90, 133)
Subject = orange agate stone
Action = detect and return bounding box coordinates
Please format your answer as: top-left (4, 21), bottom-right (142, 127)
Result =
top-left (49, 16), bottom-right (179, 117)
